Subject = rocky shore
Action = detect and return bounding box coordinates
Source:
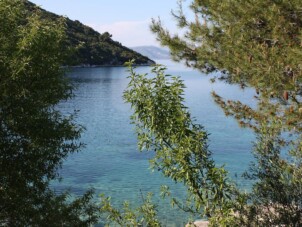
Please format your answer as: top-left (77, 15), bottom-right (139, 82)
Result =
top-left (186, 220), bottom-right (209, 227)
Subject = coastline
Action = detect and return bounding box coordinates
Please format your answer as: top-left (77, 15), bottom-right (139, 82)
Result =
top-left (62, 61), bottom-right (156, 69)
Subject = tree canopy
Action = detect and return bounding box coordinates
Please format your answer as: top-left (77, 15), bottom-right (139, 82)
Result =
top-left (0, 0), bottom-right (99, 225)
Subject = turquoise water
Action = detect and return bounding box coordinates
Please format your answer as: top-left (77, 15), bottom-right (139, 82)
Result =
top-left (54, 60), bottom-right (256, 226)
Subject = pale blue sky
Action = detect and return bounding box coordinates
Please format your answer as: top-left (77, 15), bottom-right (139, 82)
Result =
top-left (29, 0), bottom-right (187, 47)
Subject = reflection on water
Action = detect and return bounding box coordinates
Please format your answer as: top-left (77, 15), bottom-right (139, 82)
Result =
top-left (54, 61), bottom-right (256, 226)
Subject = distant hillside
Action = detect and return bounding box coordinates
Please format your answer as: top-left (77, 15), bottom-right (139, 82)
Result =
top-left (25, 1), bottom-right (155, 66)
top-left (132, 46), bottom-right (171, 60)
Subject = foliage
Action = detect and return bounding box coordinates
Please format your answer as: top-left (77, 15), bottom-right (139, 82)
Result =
top-left (149, 0), bottom-right (302, 226)
top-left (241, 123), bottom-right (302, 226)
top-left (100, 62), bottom-right (239, 226)
top-left (24, 0), bottom-right (154, 66)
top-left (151, 0), bottom-right (302, 91)
top-left (0, 0), bottom-right (100, 225)
top-left (124, 63), bottom-right (237, 217)
top-left (100, 193), bottom-right (161, 227)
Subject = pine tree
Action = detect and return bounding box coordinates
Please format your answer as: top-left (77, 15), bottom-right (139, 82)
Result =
top-left (145, 0), bottom-right (302, 225)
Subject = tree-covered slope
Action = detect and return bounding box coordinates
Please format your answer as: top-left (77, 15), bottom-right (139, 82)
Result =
top-left (25, 1), bottom-right (155, 66)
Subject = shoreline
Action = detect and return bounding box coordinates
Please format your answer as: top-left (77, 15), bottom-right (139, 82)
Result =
top-left (62, 62), bottom-right (156, 69)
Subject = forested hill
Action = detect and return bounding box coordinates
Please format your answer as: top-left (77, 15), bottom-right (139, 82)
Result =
top-left (25, 1), bottom-right (155, 66)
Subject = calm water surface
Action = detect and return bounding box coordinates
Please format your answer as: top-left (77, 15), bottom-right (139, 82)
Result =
top-left (55, 60), bottom-right (256, 226)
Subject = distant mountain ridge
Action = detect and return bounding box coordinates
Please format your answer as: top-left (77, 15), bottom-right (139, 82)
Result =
top-left (132, 46), bottom-right (171, 60)
top-left (25, 1), bottom-right (155, 66)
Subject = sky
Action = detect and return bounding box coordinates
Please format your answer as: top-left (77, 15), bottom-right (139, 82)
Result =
top-left (29, 0), bottom-right (189, 47)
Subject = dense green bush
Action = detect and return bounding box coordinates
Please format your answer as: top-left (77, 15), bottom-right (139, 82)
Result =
top-left (0, 1), bottom-right (99, 225)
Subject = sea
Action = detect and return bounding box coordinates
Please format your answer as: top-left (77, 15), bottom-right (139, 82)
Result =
top-left (54, 60), bottom-right (256, 226)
